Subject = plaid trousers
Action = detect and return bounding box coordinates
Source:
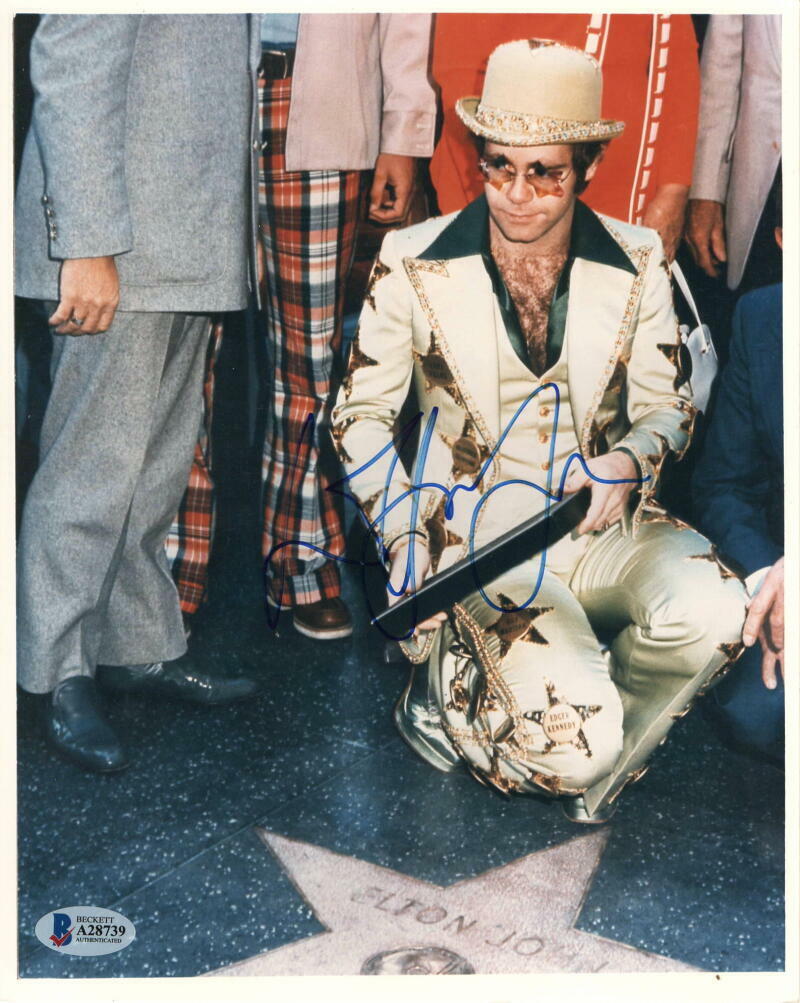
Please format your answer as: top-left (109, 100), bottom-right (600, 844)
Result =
top-left (166, 76), bottom-right (362, 611)
top-left (165, 321), bottom-right (222, 614)
top-left (258, 77), bottom-right (362, 606)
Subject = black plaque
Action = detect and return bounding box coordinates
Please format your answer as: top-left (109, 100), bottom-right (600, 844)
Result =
top-left (374, 488), bottom-right (590, 637)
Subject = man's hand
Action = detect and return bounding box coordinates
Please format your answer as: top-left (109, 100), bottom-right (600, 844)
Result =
top-left (563, 451), bottom-right (639, 534)
top-left (49, 256), bottom-right (120, 335)
top-left (643, 184), bottom-right (689, 262)
top-left (685, 199), bottom-right (728, 278)
top-left (743, 557), bottom-right (784, 690)
top-left (387, 538), bottom-right (446, 635)
top-left (368, 153), bottom-right (416, 224)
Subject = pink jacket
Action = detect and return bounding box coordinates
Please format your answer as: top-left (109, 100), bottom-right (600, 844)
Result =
top-left (283, 13), bottom-right (436, 171)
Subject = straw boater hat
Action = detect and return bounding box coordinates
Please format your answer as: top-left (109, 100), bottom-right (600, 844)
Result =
top-left (456, 39), bottom-right (625, 147)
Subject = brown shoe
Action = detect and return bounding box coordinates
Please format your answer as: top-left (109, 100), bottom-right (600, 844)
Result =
top-left (292, 597), bottom-right (353, 640)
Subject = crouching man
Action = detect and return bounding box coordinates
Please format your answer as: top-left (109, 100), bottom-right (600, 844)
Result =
top-left (332, 41), bottom-right (746, 822)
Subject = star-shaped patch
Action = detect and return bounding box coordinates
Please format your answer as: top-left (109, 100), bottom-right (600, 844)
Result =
top-left (439, 416), bottom-right (491, 486)
top-left (413, 331), bottom-right (467, 409)
top-left (656, 336), bottom-right (691, 392)
top-left (606, 356), bottom-right (628, 395)
top-left (424, 495), bottom-right (464, 575)
top-left (643, 431), bottom-right (672, 484)
top-left (686, 544), bottom-right (742, 582)
top-left (487, 593), bottom-right (553, 658)
top-left (341, 328), bottom-right (379, 400)
top-left (640, 499), bottom-right (693, 532)
top-left (523, 679), bottom-right (601, 758)
top-left (364, 258), bottom-right (391, 311)
top-left (587, 413), bottom-right (615, 458)
top-left (331, 414), bottom-right (366, 465)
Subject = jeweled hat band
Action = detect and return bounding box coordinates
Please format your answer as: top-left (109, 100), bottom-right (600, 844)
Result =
top-left (456, 38), bottom-right (625, 147)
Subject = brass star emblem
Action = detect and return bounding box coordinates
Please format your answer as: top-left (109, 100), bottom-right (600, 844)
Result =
top-left (439, 415), bottom-right (491, 486)
top-left (341, 328), bottom-right (379, 400)
top-left (487, 594), bottom-right (553, 658)
top-left (524, 680), bottom-right (601, 758)
top-left (413, 331), bottom-right (466, 409)
top-left (687, 545), bottom-right (742, 582)
top-left (364, 259), bottom-right (391, 311)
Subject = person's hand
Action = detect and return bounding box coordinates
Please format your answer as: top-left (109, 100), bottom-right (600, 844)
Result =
top-left (368, 153), bottom-right (416, 224)
top-left (643, 184), bottom-right (689, 262)
top-left (743, 557), bottom-right (784, 690)
top-left (387, 538), bottom-right (446, 635)
top-left (49, 256), bottom-right (120, 335)
top-left (685, 198), bottom-right (727, 278)
top-left (563, 451), bottom-right (639, 534)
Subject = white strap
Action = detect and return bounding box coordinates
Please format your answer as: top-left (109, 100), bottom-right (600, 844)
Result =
top-left (670, 259), bottom-right (703, 330)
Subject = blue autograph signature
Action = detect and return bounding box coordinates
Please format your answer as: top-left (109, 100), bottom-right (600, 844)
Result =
top-left (264, 383), bottom-right (649, 640)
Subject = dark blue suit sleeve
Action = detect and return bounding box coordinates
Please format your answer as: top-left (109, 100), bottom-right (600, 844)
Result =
top-left (692, 305), bottom-right (782, 576)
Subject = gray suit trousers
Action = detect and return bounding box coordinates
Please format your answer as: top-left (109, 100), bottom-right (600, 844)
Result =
top-left (17, 309), bottom-right (211, 694)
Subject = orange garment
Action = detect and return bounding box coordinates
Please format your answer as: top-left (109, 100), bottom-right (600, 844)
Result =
top-left (431, 14), bottom-right (700, 221)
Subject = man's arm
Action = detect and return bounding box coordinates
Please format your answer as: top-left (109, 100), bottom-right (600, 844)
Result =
top-left (686, 15), bottom-right (744, 277)
top-left (368, 14), bottom-right (435, 223)
top-left (602, 232), bottom-right (695, 529)
top-left (30, 16), bottom-right (142, 332)
top-left (331, 229), bottom-right (437, 554)
top-left (692, 305), bottom-right (782, 574)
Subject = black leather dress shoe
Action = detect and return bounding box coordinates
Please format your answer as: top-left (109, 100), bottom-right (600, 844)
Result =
top-left (95, 657), bottom-right (258, 705)
top-left (45, 676), bottom-right (129, 773)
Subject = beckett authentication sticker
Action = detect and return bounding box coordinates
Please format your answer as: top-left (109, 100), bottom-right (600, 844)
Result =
top-left (35, 907), bottom-right (135, 956)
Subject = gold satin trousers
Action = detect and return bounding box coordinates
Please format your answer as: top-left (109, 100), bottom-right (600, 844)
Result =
top-left (428, 519), bottom-right (747, 813)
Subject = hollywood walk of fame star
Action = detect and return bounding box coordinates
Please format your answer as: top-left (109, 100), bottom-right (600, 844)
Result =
top-left (524, 680), bottom-right (601, 758)
top-left (364, 258), bottom-right (391, 311)
top-left (488, 593), bottom-right (553, 659)
top-left (212, 829), bottom-right (696, 976)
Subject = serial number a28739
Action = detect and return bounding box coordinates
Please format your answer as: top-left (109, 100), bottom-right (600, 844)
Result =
top-left (75, 924), bottom-right (126, 937)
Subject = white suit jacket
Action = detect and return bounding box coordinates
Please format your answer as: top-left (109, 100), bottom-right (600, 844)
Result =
top-left (332, 197), bottom-right (695, 572)
top-left (690, 15), bottom-right (781, 290)
top-left (283, 14), bottom-right (436, 171)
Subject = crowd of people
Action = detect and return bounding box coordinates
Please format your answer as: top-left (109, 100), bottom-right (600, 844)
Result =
top-left (15, 15), bottom-right (783, 823)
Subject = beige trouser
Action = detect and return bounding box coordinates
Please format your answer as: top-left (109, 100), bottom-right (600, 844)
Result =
top-left (428, 520), bottom-right (747, 813)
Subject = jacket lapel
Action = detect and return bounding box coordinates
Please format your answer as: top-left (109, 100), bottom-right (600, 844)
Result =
top-left (403, 253), bottom-right (502, 452)
top-left (567, 240), bottom-right (649, 454)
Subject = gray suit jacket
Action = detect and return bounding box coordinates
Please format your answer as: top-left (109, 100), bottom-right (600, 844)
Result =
top-left (690, 15), bottom-right (781, 290)
top-left (15, 15), bottom-right (262, 312)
